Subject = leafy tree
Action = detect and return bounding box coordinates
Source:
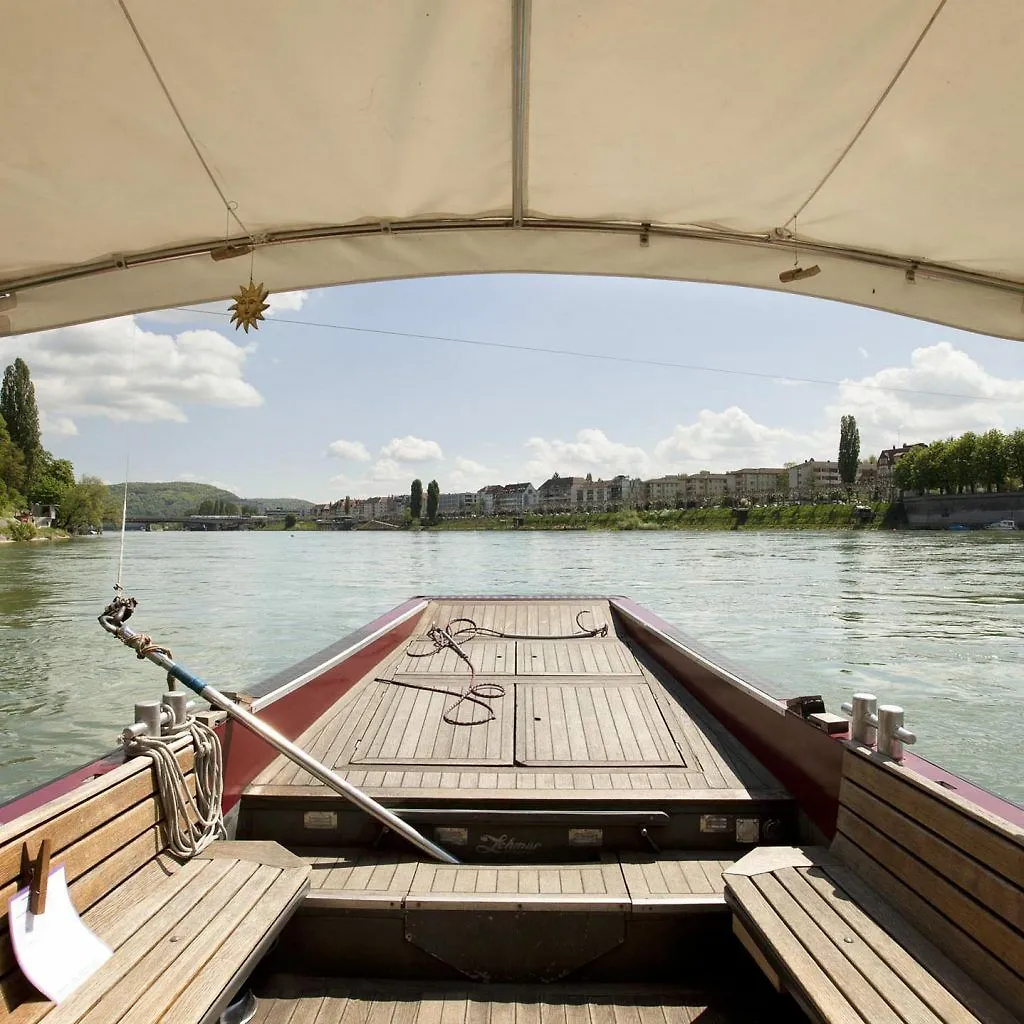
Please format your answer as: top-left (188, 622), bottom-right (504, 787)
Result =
top-left (976, 429), bottom-right (1007, 492)
top-left (949, 432), bottom-right (979, 493)
top-left (838, 415), bottom-right (860, 491)
top-left (55, 476), bottom-right (107, 532)
top-left (0, 358), bottom-right (42, 482)
top-left (1006, 429), bottom-right (1024, 487)
top-left (426, 479), bottom-right (440, 522)
top-left (0, 411), bottom-right (26, 506)
top-left (892, 447), bottom-right (923, 494)
top-left (29, 454), bottom-right (76, 506)
top-left (284, 513), bottom-right (297, 530)
top-left (410, 479), bottom-right (423, 520)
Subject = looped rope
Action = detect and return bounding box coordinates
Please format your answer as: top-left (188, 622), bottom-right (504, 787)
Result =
top-left (379, 608), bottom-right (609, 727)
top-left (129, 718), bottom-right (226, 859)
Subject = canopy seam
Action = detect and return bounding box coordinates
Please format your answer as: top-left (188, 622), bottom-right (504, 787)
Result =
top-left (511, 0), bottom-right (532, 226)
top-left (117, 0), bottom-right (251, 240)
top-left (787, 0), bottom-right (948, 229)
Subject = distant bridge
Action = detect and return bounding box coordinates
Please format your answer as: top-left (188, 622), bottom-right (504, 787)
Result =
top-left (118, 515), bottom-right (359, 531)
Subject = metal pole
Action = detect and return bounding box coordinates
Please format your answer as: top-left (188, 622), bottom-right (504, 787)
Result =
top-left (100, 617), bottom-right (458, 864)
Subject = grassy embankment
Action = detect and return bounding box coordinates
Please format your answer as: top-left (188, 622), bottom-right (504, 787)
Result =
top-left (0, 517), bottom-right (71, 542)
top-left (431, 502), bottom-right (898, 532)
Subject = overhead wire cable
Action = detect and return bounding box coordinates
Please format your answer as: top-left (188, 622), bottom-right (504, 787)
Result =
top-left (175, 307), bottom-right (1012, 404)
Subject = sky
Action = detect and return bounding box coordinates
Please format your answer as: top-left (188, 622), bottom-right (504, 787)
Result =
top-left (2, 274), bottom-right (1023, 502)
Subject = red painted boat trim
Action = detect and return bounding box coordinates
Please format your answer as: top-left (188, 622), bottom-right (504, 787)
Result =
top-left (217, 599), bottom-right (426, 812)
top-left (611, 597), bottom-right (1024, 833)
top-left (0, 751), bottom-right (125, 825)
top-left (612, 597), bottom-right (845, 837)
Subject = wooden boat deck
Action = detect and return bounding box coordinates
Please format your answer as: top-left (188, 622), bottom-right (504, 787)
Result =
top-left (247, 600), bottom-right (787, 803)
top-left (298, 847), bottom-right (741, 911)
top-left (252, 977), bottom-right (795, 1024)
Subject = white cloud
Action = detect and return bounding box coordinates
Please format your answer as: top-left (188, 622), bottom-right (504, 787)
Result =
top-left (448, 456), bottom-right (492, 491)
top-left (858, 346), bottom-right (869, 359)
top-left (369, 458), bottom-right (404, 481)
top-left (5, 316), bottom-right (262, 424)
top-left (653, 407), bottom-right (821, 471)
top-left (380, 435), bottom-right (444, 462)
top-left (524, 428), bottom-right (652, 480)
top-left (826, 342), bottom-right (1024, 454)
top-left (39, 410), bottom-right (78, 438)
top-left (265, 290), bottom-right (308, 315)
top-left (326, 439), bottom-right (371, 461)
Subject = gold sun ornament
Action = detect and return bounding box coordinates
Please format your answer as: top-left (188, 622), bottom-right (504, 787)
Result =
top-left (228, 279), bottom-right (270, 333)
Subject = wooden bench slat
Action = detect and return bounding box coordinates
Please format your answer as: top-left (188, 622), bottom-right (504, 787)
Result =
top-left (802, 866), bottom-right (1019, 1024)
top-left (0, 749), bottom-right (195, 892)
top-left (750, 872), bottom-right (904, 1024)
top-left (116, 864), bottom-right (282, 1024)
top-left (161, 867), bottom-right (312, 1024)
top-left (836, 808), bottom-right (1024, 978)
top-left (772, 867), bottom-right (950, 1024)
top-left (0, 822), bottom-right (168, 987)
top-left (840, 779), bottom-right (1023, 933)
top-left (844, 751), bottom-right (1024, 888)
top-left (0, 742), bottom-right (193, 848)
top-left (831, 835), bottom-right (1024, 1020)
top-left (35, 860), bottom-right (239, 1024)
top-left (79, 861), bottom-right (265, 1024)
top-left (726, 874), bottom-right (867, 1024)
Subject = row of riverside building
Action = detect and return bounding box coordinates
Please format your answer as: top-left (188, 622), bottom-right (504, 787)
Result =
top-left (310, 446), bottom-right (922, 524)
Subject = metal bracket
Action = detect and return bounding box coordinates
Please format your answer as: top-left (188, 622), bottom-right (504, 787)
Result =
top-left (639, 222), bottom-right (651, 247)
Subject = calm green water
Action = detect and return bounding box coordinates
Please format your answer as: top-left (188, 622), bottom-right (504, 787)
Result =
top-left (1, 531), bottom-right (1021, 806)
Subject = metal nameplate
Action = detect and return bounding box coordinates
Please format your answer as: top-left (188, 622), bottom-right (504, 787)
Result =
top-left (568, 828), bottom-right (603, 847)
top-left (736, 818), bottom-right (761, 844)
top-left (700, 814), bottom-right (730, 833)
top-left (434, 826), bottom-right (468, 846)
top-left (303, 810), bottom-right (338, 830)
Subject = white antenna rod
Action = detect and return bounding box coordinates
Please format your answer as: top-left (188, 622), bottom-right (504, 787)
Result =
top-left (116, 454), bottom-right (129, 590)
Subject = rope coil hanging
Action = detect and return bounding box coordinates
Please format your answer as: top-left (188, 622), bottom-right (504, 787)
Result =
top-left (127, 717), bottom-right (226, 859)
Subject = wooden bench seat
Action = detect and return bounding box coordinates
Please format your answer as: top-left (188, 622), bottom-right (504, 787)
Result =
top-left (723, 748), bottom-right (1024, 1024)
top-left (0, 740), bottom-right (310, 1024)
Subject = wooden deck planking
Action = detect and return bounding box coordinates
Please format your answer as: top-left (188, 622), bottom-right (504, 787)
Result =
top-left (254, 979), bottom-right (778, 1024)
top-left (518, 641), bottom-right (639, 676)
top-left (621, 852), bottom-right (740, 901)
top-left (516, 684), bottom-right (684, 766)
top-left (301, 850), bottom-right (738, 915)
top-left (393, 641), bottom-right (516, 676)
top-left (250, 599), bottom-right (784, 798)
top-left (351, 682), bottom-right (513, 766)
top-left (426, 601), bottom-right (614, 640)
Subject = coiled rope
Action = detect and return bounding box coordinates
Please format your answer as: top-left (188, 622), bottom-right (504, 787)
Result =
top-left (376, 610), bottom-right (609, 727)
top-left (129, 718), bottom-right (226, 858)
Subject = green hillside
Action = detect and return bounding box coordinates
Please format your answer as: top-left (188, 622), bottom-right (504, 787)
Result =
top-left (104, 482), bottom-right (315, 519)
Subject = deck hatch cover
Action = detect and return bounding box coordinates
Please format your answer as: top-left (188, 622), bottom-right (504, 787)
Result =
top-left (515, 682), bottom-right (686, 766)
top-left (518, 640), bottom-right (640, 675)
top-left (351, 679), bottom-right (514, 765)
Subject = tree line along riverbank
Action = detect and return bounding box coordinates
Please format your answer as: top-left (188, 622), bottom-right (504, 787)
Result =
top-left (425, 502), bottom-right (898, 532)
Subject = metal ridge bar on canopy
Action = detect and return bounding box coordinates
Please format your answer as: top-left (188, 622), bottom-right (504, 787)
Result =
top-left (4, 217), bottom-right (1024, 301)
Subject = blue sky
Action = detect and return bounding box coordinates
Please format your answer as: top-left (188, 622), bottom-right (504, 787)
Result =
top-left (4, 274), bottom-right (1023, 501)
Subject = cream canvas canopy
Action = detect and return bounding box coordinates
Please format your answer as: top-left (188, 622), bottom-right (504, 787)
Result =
top-left (2, 0), bottom-right (1024, 339)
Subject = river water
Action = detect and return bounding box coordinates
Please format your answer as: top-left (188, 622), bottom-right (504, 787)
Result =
top-left (1, 530), bottom-right (1021, 806)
